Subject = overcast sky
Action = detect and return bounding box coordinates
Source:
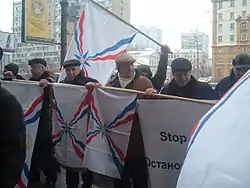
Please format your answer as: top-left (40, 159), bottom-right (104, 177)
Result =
top-left (0, 0), bottom-right (212, 52)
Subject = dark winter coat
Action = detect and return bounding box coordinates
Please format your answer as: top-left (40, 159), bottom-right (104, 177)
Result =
top-left (16, 74), bottom-right (25, 80)
top-left (0, 86), bottom-right (25, 187)
top-left (60, 71), bottom-right (98, 86)
top-left (107, 69), bottom-right (153, 99)
top-left (161, 76), bottom-right (217, 100)
top-left (215, 70), bottom-right (237, 99)
top-left (1, 74), bottom-right (25, 81)
top-left (29, 71), bottom-right (54, 139)
top-left (150, 53), bottom-right (168, 91)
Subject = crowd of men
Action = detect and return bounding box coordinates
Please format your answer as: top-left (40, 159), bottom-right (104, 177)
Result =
top-left (1, 44), bottom-right (250, 188)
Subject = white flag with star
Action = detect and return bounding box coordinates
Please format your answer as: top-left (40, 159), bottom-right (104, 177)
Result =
top-left (59, 0), bottom-right (137, 83)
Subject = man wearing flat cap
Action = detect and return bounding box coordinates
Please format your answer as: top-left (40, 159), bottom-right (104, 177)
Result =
top-left (27, 58), bottom-right (59, 187)
top-left (105, 53), bottom-right (154, 188)
top-left (60, 59), bottom-right (98, 188)
top-left (215, 53), bottom-right (250, 98)
top-left (87, 53), bottom-right (155, 188)
top-left (160, 58), bottom-right (216, 100)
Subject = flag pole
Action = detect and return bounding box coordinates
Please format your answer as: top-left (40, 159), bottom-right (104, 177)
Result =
top-left (89, 0), bottom-right (162, 47)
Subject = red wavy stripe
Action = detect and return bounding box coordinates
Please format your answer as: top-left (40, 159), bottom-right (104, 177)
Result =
top-left (79, 10), bottom-right (85, 55)
top-left (107, 135), bottom-right (125, 162)
top-left (190, 123), bottom-right (198, 139)
top-left (84, 66), bottom-right (89, 77)
top-left (91, 98), bottom-right (103, 126)
top-left (17, 178), bottom-right (26, 188)
top-left (68, 91), bottom-right (91, 126)
top-left (24, 95), bottom-right (43, 117)
top-left (70, 135), bottom-right (84, 159)
top-left (52, 130), bottom-right (64, 140)
top-left (109, 114), bottom-right (134, 130)
top-left (88, 49), bottom-right (126, 62)
top-left (86, 131), bottom-right (101, 145)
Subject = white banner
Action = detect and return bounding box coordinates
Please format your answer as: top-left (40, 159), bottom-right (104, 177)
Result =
top-left (177, 71), bottom-right (250, 188)
top-left (52, 83), bottom-right (89, 168)
top-left (137, 100), bottom-right (212, 188)
top-left (59, 0), bottom-right (137, 83)
top-left (1, 81), bottom-right (43, 187)
top-left (84, 88), bottom-right (137, 178)
top-left (0, 31), bottom-right (15, 52)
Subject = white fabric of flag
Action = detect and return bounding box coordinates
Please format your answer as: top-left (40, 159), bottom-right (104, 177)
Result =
top-left (52, 83), bottom-right (89, 168)
top-left (59, 0), bottom-right (137, 84)
top-left (84, 88), bottom-right (137, 178)
top-left (177, 71), bottom-right (250, 188)
top-left (1, 81), bottom-right (43, 188)
top-left (137, 100), bottom-right (212, 188)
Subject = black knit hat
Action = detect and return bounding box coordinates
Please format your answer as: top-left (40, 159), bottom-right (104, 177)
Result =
top-left (4, 63), bottom-right (19, 76)
top-left (232, 54), bottom-right (250, 66)
top-left (171, 58), bottom-right (192, 72)
top-left (63, 59), bottom-right (81, 68)
top-left (28, 58), bottom-right (47, 67)
top-left (137, 64), bottom-right (152, 78)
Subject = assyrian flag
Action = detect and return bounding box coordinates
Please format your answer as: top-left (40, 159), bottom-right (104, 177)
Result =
top-left (52, 83), bottom-right (90, 168)
top-left (84, 88), bottom-right (137, 178)
top-left (177, 71), bottom-right (250, 188)
top-left (1, 81), bottom-right (43, 188)
top-left (58, 0), bottom-right (137, 84)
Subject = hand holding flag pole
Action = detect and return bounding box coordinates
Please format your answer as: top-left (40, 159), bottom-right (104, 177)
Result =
top-left (89, 0), bottom-right (173, 54)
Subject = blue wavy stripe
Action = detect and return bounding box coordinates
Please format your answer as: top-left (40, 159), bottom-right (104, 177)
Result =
top-left (107, 98), bottom-right (136, 128)
top-left (69, 108), bottom-right (88, 126)
top-left (74, 29), bottom-right (81, 54)
top-left (188, 73), bottom-right (250, 151)
top-left (87, 34), bottom-right (136, 59)
top-left (25, 110), bottom-right (41, 126)
top-left (90, 111), bottom-right (102, 129)
top-left (23, 163), bottom-right (29, 179)
top-left (54, 102), bottom-right (66, 125)
top-left (87, 129), bottom-right (100, 137)
top-left (106, 136), bottom-right (123, 177)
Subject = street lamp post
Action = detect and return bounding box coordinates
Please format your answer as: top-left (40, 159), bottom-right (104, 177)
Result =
top-left (60, 0), bottom-right (69, 68)
top-left (194, 32), bottom-right (199, 78)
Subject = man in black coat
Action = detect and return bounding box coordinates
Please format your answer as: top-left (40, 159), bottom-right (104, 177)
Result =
top-left (137, 45), bottom-right (170, 91)
top-left (215, 53), bottom-right (250, 99)
top-left (0, 85), bottom-right (26, 187)
top-left (27, 58), bottom-right (58, 188)
top-left (60, 59), bottom-right (98, 188)
top-left (161, 58), bottom-right (217, 100)
top-left (2, 63), bottom-right (25, 80)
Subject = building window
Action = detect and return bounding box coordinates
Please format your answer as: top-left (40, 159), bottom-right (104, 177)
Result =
top-left (216, 69), bottom-right (222, 77)
top-left (242, 11), bottom-right (247, 18)
top-left (240, 22), bottom-right (247, 29)
top-left (230, 12), bottom-right (234, 19)
top-left (218, 13), bottom-right (223, 21)
top-left (241, 47), bottom-right (247, 52)
top-left (229, 47), bottom-right (234, 52)
top-left (230, 23), bottom-right (235, 30)
top-left (242, 0), bottom-right (247, 6)
top-left (218, 24), bottom-right (223, 32)
top-left (229, 0), bottom-right (235, 7)
top-left (218, 36), bottom-right (223, 42)
top-left (230, 35), bottom-right (234, 42)
top-left (218, 2), bottom-right (223, 9)
top-left (241, 33), bottom-right (247, 41)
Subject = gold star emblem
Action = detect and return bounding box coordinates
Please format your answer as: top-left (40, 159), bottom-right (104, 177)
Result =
top-left (80, 58), bottom-right (85, 63)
